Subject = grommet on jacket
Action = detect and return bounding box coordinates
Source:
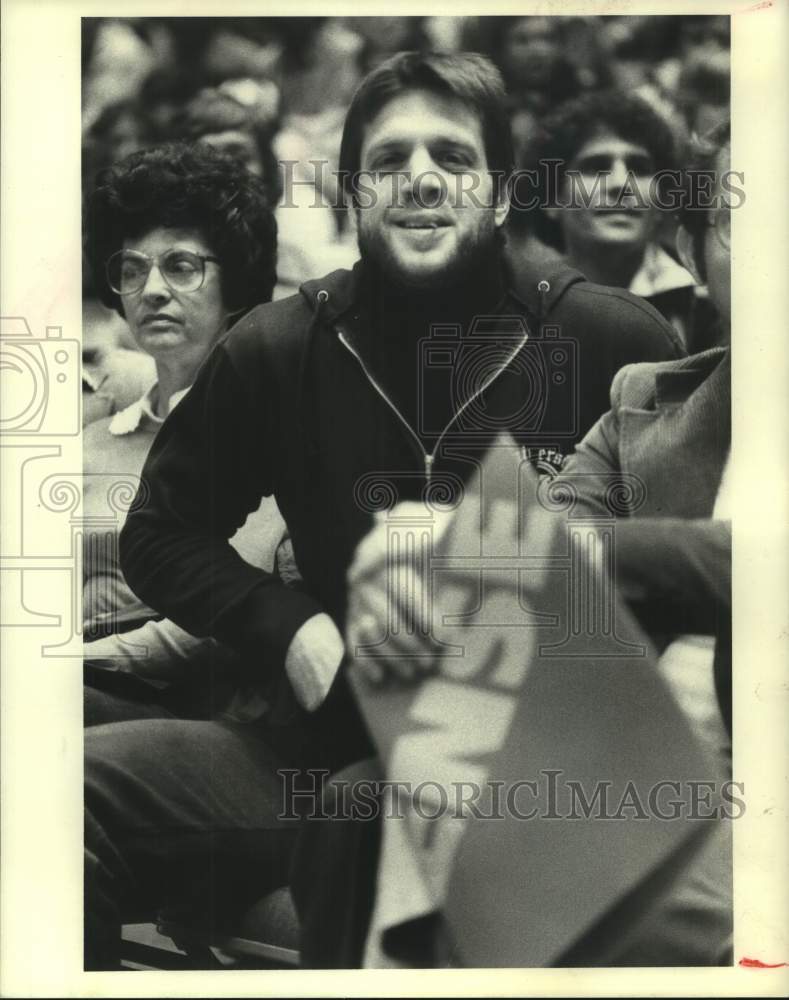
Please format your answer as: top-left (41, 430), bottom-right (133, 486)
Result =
top-left (536, 279), bottom-right (551, 319)
top-left (316, 289), bottom-right (330, 304)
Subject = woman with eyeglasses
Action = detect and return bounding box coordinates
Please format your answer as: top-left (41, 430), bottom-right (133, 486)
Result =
top-left (82, 141), bottom-right (284, 669)
top-left (82, 143), bottom-right (306, 969)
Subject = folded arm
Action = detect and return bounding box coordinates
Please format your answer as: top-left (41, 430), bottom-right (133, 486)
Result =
top-left (119, 343), bottom-right (324, 678)
top-left (559, 364), bottom-right (730, 634)
top-left (84, 616), bottom-right (227, 682)
top-left (611, 517), bottom-right (730, 635)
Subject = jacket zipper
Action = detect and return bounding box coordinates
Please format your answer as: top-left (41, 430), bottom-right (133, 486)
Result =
top-left (337, 329), bottom-right (528, 485)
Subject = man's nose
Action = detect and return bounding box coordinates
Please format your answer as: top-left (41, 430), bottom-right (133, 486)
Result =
top-left (141, 262), bottom-right (171, 301)
top-left (608, 157), bottom-right (631, 193)
top-left (404, 147), bottom-right (445, 204)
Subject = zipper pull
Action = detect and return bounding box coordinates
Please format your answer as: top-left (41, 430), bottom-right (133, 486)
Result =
top-left (425, 453), bottom-right (434, 484)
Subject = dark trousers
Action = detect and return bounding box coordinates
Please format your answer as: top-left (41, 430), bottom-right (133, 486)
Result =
top-left (86, 680), bottom-right (732, 970)
top-left (289, 758), bottom-right (383, 968)
top-left (289, 758), bottom-right (456, 969)
top-left (84, 684), bottom-right (300, 970)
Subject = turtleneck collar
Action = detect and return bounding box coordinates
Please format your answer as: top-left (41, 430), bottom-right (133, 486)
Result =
top-left (359, 252), bottom-right (507, 337)
top-left (351, 252), bottom-right (508, 441)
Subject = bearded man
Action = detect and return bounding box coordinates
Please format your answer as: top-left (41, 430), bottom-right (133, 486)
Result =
top-left (92, 52), bottom-right (682, 969)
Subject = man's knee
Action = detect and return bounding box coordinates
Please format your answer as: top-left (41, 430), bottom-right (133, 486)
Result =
top-left (84, 719), bottom-right (193, 830)
top-left (322, 757), bottom-right (385, 819)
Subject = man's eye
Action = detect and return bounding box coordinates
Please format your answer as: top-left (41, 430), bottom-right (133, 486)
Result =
top-left (372, 153), bottom-right (404, 172)
top-left (576, 155), bottom-right (612, 173)
top-left (438, 150), bottom-right (472, 169)
top-left (626, 156), bottom-right (655, 175)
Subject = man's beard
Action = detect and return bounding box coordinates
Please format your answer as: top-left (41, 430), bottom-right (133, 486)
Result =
top-left (357, 213), bottom-right (501, 294)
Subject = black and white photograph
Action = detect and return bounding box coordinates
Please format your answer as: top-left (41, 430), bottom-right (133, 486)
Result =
top-left (1, 1), bottom-right (787, 995)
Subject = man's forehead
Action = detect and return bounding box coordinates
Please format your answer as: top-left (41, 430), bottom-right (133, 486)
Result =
top-left (201, 129), bottom-right (256, 148)
top-left (360, 89), bottom-right (485, 155)
top-left (573, 133), bottom-right (652, 160)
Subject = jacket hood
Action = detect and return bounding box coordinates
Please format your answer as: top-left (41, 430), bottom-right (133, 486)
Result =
top-left (300, 265), bottom-right (361, 324)
top-left (298, 254), bottom-right (587, 324)
top-left (505, 254), bottom-right (587, 319)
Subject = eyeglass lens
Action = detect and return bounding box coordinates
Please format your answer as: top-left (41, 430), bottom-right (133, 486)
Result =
top-left (109, 250), bottom-right (205, 294)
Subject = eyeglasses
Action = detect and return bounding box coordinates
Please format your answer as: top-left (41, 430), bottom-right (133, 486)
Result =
top-left (707, 206), bottom-right (730, 251)
top-left (106, 248), bottom-right (220, 296)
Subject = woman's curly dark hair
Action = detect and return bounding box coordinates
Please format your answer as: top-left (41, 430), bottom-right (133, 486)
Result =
top-left (85, 142), bottom-right (277, 315)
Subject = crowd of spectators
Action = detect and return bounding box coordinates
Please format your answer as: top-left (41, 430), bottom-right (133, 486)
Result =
top-left (80, 19), bottom-right (734, 970)
top-left (82, 14), bottom-right (730, 410)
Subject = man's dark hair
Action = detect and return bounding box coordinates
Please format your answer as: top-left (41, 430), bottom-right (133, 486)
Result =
top-left (678, 119), bottom-right (731, 277)
top-left (338, 51), bottom-right (514, 202)
top-left (534, 88), bottom-right (678, 176)
top-left (86, 142), bottom-right (277, 315)
top-left (510, 89), bottom-right (679, 241)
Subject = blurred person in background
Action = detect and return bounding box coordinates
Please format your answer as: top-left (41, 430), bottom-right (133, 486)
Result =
top-left (81, 337), bottom-right (156, 429)
top-left (81, 18), bottom-right (158, 132)
top-left (271, 18), bottom-right (365, 288)
top-left (485, 16), bottom-right (586, 167)
top-left (173, 78), bottom-right (349, 297)
top-left (139, 17), bottom-right (280, 95)
top-left (420, 16), bottom-right (466, 55)
top-left (82, 96), bottom-right (159, 426)
top-left (492, 16), bottom-right (582, 100)
top-left (602, 15), bottom-right (681, 94)
top-left (135, 67), bottom-right (206, 144)
top-left (661, 14), bottom-right (731, 96)
top-left (512, 89), bottom-right (720, 351)
top-left (172, 84), bottom-right (281, 220)
top-left (350, 16), bottom-right (429, 72)
top-left (174, 84), bottom-right (281, 185)
top-left (83, 99), bottom-right (149, 181)
top-left (600, 15), bottom-right (730, 142)
top-left (676, 49), bottom-right (730, 138)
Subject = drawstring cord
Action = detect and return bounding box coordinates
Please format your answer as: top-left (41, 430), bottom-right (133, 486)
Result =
top-left (537, 279), bottom-right (551, 321)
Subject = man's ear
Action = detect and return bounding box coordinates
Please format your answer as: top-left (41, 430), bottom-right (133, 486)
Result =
top-left (347, 203), bottom-right (360, 236)
top-left (676, 224), bottom-right (702, 284)
top-left (494, 180), bottom-right (511, 229)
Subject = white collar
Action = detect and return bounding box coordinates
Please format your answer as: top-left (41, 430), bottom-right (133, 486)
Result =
top-left (108, 383), bottom-right (190, 436)
top-left (629, 243), bottom-right (697, 299)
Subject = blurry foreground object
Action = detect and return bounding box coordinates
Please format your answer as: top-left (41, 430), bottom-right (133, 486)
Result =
top-left (347, 439), bottom-right (731, 967)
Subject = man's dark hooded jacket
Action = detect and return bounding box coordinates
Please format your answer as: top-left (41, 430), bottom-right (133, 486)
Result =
top-left (120, 257), bottom-right (683, 770)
